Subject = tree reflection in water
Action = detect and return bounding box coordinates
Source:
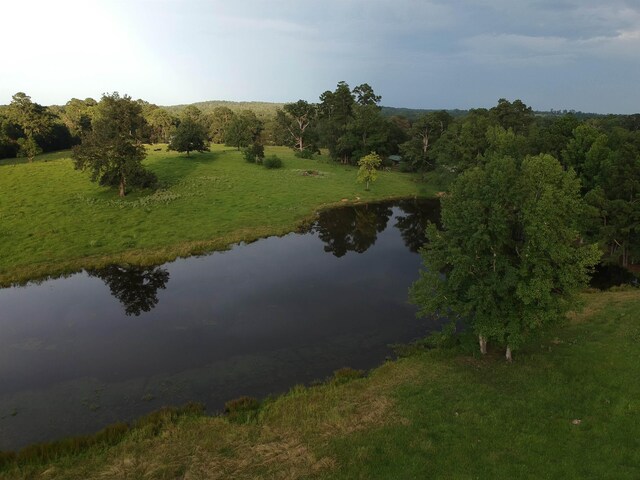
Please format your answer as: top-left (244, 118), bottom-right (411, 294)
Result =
top-left (312, 199), bottom-right (441, 256)
top-left (393, 199), bottom-right (441, 253)
top-left (313, 203), bottom-right (393, 257)
top-left (87, 265), bottom-right (170, 316)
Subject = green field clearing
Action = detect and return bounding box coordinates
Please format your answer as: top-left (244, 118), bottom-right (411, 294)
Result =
top-left (2, 289), bottom-right (638, 478)
top-left (0, 145), bottom-right (433, 285)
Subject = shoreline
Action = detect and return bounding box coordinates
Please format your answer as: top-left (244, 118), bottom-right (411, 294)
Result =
top-left (0, 194), bottom-right (426, 288)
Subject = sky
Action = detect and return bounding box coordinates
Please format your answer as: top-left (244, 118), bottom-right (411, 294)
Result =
top-left (1, 0), bottom-right (639, 113)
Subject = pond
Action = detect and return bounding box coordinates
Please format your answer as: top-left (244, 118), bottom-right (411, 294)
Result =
top-left (0, 199), bottom-right (440, 451)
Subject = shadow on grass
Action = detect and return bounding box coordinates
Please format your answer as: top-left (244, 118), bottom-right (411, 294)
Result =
top-left (0, 150), bottom-right (73, 167)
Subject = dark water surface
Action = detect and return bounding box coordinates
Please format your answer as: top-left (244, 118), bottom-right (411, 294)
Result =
top-left (0, 199), bottom-right (440, 451)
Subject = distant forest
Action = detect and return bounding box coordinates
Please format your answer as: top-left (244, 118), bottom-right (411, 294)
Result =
top-left (2, 83), bottom-right (639, 268)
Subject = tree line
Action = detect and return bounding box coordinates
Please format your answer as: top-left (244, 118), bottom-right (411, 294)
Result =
top-left (2, 85), bottom-right (638, 270)
top-left (1, 84), bottom-right (638, 361)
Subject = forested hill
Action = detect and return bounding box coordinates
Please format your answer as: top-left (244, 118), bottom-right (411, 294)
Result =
top-left (161, 100), bottom-right (605, 122)
top-left (163, 100), bottom-right (284, 118)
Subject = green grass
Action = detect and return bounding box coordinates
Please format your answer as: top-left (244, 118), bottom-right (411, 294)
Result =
top-left (1, 289), bottom-right (638, 479)
top-left (0, 145), bottom-right (435, 285)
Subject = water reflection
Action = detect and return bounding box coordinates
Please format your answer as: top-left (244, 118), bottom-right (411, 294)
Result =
top-left (393, 199), bottom-right (441, 253)
top-left (0, 198), bottom-right (442, 451)
top-left (87, 265), bottom-right (170, 316)
top-left (85, 199), bottom-right (440, 316)
top-left (313, 203), bottom-right (393, 257)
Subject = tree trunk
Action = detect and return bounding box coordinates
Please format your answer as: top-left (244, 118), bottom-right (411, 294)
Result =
top-left (479, 335), bottom-right (487, 355)
top-left (366, 180), bottom-right (370, 191)
top-left (119, 178), bottom-right (126, 197)
top-left (505, 346), bottom-right (513, 362)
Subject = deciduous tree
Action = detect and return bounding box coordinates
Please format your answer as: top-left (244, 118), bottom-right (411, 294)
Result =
top-left (168, 118), bottom-right (209, 156)
top-left (72, 92), bottom-right (156, 197)
top-left (357, 152), bottom-right (382, 191)
top-left (410, 154), bottom-right (600, 361)
top-left (276, 100), bottom-right (317, 153)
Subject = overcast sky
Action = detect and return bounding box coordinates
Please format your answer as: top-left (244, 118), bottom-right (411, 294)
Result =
top-left (2, 0), bottom-right (639, 113)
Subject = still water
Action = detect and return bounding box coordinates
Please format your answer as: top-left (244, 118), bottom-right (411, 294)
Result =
top-left (0, 199), bottom-right (439, 451)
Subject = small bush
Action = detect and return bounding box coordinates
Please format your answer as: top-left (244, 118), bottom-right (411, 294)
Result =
top-left (224, 396), bottom-right (260, 424)
top-left (243, 143), bottom-right (265, 164)
top-left (263, 155), bottom-right (283, 169)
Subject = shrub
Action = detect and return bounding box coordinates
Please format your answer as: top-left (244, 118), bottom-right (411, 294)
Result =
top-left (243, 143), bottom-right (264, 164)
top-left (263, 155), bottom-right (283, 169)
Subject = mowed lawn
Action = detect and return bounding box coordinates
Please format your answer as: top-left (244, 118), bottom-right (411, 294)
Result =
top-left (1, 289), bottom-right (638, 479)
top-left (0, 145), bottom-right (431, 285)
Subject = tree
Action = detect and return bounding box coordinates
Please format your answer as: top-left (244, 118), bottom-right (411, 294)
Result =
top-left (61, 97), bottom-right (96, 140)
top-left (583, 139), bottom-right (640, 268)
top-left (17, 135), bottom-right (42, 162)
top-left (357, 152), bottom-right (382, 190)
top-left (410, 155), bottom-right (600, 361)
top-left (168, 118), bottom-right (209, 156)
top-left (72, 92), bottom-right (156, 197)
top-left (276, 100), bottom-right (317, 153)
top-left (318, 81), bottom-right (355, 163)
top-left (400, 111), bottom-right (452, 171)
top-left (490, 98), bottom-right (534, 135)
top-left (8, 92), bottom-right (53, 139)
top-left (224, 110), bottom-right (263, 150)
top-left (431, 109), bottom-right (491, 173)
top-left (209, 106), bottom-right (235, 143)
top-left (146, 107), bottom-right (175, 144)
top-left (0, 113), bottom-right (20, 158)
top-left (8, 92), bottom-right (54, 162)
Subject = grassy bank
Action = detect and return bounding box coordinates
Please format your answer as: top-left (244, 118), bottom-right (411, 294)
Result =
top-left (2, 288), bottom-right (638, 478)
top-left (0, 146), bottom-right (433, 286)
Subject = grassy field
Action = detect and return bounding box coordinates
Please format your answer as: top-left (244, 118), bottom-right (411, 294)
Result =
top-left (1, 288), bottom-right (638, 478)
top-left (0, 145), bottom-right (433, 285)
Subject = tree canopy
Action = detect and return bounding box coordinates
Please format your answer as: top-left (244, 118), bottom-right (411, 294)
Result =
top-left (168, 107), bottom-right (209, 156)
top-left (410, 154), bottom-right (600, 360)
top-left (72, 92), bottom-right (156, 197)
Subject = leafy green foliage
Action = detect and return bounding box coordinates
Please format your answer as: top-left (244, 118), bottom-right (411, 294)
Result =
top-left (276, 100), bottom-right (317, 153)
top-left (399, 111), bottom-right (452, 171)
top-left (243, 142), bottom-right (265, 163)
top-left (168, 117), bottom-right (209, 156)
top-left (411, 154), bottom-right (601, 358)
top-left (224, 110), bottom-right (263, 150)
top-left (263, 155), bottom-right (283, 169)
top-left (72, 92), bottom-right (157, 197)
top-left (208, 106), bottom-right (235, 143)
top-left (16, 135), bottom-right (42, 162)
top-left (356, 152), bottom-right (382, 190)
